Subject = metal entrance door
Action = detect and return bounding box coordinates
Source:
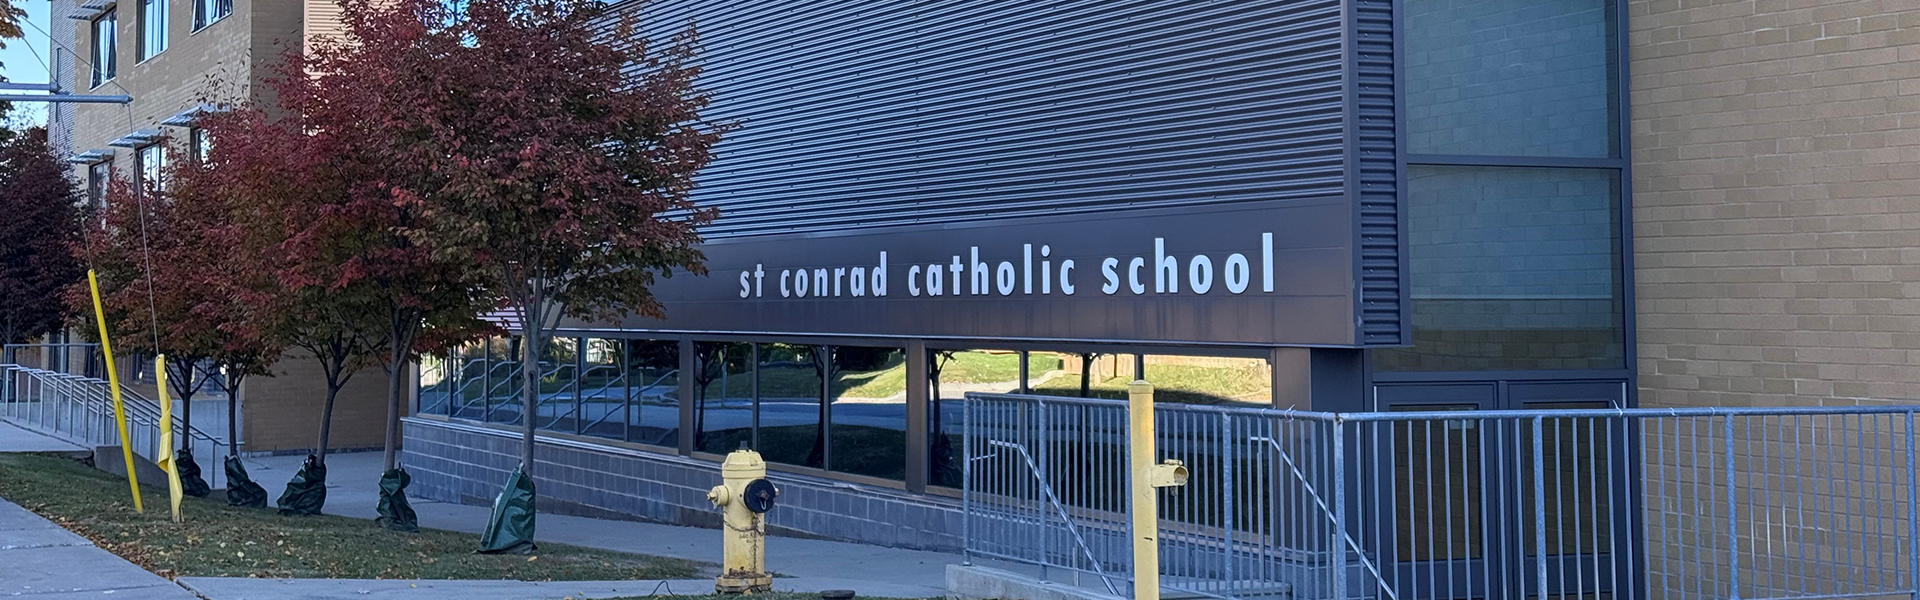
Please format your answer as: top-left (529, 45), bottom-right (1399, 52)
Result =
top-left (1368, 382), bottom-right (1634, 600)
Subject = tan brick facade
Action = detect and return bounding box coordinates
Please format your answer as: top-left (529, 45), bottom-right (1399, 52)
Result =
top-left (1631, 0), bottom-right (1920, 408)
top-left (242, 353), bottom-right (392, 453)
top-left (62, 0), bottom-right (380, 454)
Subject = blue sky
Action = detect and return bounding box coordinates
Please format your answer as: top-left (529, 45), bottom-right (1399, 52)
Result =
top-left (2, 0), bottom-right (55, 126)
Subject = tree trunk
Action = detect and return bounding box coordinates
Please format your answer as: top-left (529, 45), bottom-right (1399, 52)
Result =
top-left (176, 366), bottom-right (193, 437)
top-left (1079, 354), bottom-right (1094, 398)
top-left (227, 384), bottom-right (240, 457)
top-left (519, 305), bottom-right (541, 474)
top-left (316, 381), bottom-right (340, 466)
top-left (382, 315), bottom-right (416, 472)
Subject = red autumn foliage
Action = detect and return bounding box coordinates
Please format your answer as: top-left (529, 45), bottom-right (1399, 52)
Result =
top-left (0, 128), bottom-right (83, 346)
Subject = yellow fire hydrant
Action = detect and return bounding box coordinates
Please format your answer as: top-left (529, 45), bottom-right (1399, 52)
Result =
top-left (707, 448), bottom-right (777, 594)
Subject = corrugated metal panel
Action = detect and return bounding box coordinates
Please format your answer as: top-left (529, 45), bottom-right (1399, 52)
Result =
top-left (1351, 0), bottom-right (1405, 345)
top-left (635, 0), bottom-right (1349, 238)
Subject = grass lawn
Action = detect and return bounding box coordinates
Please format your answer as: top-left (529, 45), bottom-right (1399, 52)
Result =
top-left (0, 454), bottom-right (707, 580)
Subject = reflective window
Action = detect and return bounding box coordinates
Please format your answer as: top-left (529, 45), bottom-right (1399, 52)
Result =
top-left (193, 0), bottom-right (230, 30)
top-left (578, 338), bottom-right (624, 439)
top-left (87, 161), bottom-right (110, 210)
top-left (532, 338), bottom-right (580, 431)
top-left (624, 340), bottom-right (679, 446)
top-left (418, 351), bottom-right (451, 415)
top-left (828, 346), bottom-right (906, 479)
top-left (138, 143), bottom-right (165, 191)
top-left (755, 343), bottom-right (824, 468)
top-left (1142, 356), bottom-right (1272, 406)
top-left (140, 0), bottom-right (166, 60)
top-left (485, 336), bottom-right (521, 425)
top-left (189, 128), bottom-right (211, 163)
top-left (1406, 0), bottom-right (1616, 157)
top-left (91, 11), bottom-right (116, 87)
top-left (1026, 352), bottom-right (1122, 399)
top-left (693, 342), bottom-right (752, 454)
top-left (449, 339), bottom-right (488, 420)
top-left (928, 349), bottom-right (1052, 488)
top-left (1374, 166), bottom-right (1623, 371)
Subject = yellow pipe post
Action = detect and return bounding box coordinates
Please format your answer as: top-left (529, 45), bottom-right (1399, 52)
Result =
top-left (86, 270), bottom-right (142, 513)
top-left (152, 355), bottom-right (184, 521)
top-left (1128, 380), bottom-right (1157, 600)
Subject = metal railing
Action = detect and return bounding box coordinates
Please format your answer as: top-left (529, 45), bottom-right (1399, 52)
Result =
top-left (962, 392), bottom-right (1920, 600)
top-left (1, 364), bottom-right (228, 488)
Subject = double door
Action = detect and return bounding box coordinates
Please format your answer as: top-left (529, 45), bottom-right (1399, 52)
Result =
top-left (1360, 381), bottom-right (1636, 600)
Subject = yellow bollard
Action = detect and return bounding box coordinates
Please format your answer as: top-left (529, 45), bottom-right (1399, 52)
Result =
top-left (706, 448), bottom-right (776, 594)
top-left (86, 270), bottom-right (142, 513)
top-left (1128, 380), bottom-right (1188, 600)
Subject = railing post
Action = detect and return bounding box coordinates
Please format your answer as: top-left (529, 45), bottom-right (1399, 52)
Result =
top-left (1725, 416), bottom-right (1740, 600)
top-left (1331, 420), bottom-right (1347, 600)
top-left (1038, 396), bottom-right (1050, 583)
top-left (962, 391), bottom-right (973, 567)
top-left (1906, 410), bottom-right (1916, 600)
top-left (1533, 416), bottom-right (1549, 600)
top-left (1129, 380), bottom-right (1158, 600)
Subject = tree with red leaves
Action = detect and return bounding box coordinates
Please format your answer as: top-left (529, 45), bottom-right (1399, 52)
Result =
top-left (305, 0), bottom-right (728, 542)
top-left (75, 134), bottom-right (291, 496)
top-left (0, 128), bottom-right (82, 347)
top-left (417, 0), bottom-right (729, 481)
top-left (215, 0), bottom-right (499, 490)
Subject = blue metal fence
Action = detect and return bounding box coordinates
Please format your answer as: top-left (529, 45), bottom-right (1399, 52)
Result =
top-left (963, 391), bottom-right (1920, 600)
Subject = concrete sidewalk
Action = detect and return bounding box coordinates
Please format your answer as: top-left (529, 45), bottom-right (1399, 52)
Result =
top-left (0, 496), bottom-right (201, 599)
top-left (243, 451), bottom-right (961, 598)
top-left (0, 419), bottom-right (86, 454)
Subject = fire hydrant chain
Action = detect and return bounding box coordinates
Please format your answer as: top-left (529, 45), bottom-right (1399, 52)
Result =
top-left (708, 448), bottom-right (777, 594)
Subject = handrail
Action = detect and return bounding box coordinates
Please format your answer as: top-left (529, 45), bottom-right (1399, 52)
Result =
top-left (577, 369), bottom-right (681, 434)
top-left (973, 438), bottom-right (1124, 596)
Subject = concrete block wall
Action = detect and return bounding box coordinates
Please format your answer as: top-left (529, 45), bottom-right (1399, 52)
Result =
top-left (1631, 0), bottom-right (1920, 408)
top-left (401, 418), bottom-right (965, 552)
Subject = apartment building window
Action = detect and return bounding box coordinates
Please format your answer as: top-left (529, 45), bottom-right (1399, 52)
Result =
top-left (87, 162), bottom-right (111, 210)
top-left (189, 128), bottom-right (211, 162)
top-left (138, 144), bottom-right (166, 191)
top-left (90, 10), bottom-right (116, 87)
top-left (194, 0), bottom-right (231, 30)
top-left (141, 0), bottom-right (167, 61)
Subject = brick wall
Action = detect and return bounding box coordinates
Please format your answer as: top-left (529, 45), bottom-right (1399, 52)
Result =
top-left (241, 352), bottom-right (393, 453)
top-left (1632, 0), bottom-right (1920, 408)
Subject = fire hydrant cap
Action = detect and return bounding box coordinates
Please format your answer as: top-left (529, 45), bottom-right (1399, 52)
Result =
top-left (720, 448), bottom-right (767, 478)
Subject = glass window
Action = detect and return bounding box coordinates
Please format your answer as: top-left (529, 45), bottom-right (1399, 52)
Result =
top-left (533, 337), bottom-right (580, 432)
top-left (449, 339), bottom-right (488, 420)
top-left (485, 336), bottom-right (520, 424)
top-left (1373, 166), bottom-right (1623, 371)
top-left (86, 161), bottom-right (110, 210)
top-left (755, 343), bottom-right (823, 468)
top-left (624, 340), bottom-right (679, 446)
top-left (577, 338), bottom-right (624, 439)
top-left (91, 11), bottom-right (116, 87)
top-left (141, 0), bottom-right (167, 60)
top-left (1028, 352), bottom-right (1125, 399)
top-left (189, 128), bottom-right (210, 162)
top-left (1405, 0), bottom-right (1616, 157)
top-left (928, 349), bottom-right (1046, 488)
top-left (693, 342), bottom-right (752, 454)
top-left (1141, 355), bottom-right (1272, 406)
top-left (418, 351), bottom-right (451, 416)
top-left (827, 346), bottom-right (905, 479)
top-left (137, 143), bottom-right (165, 191)
top-left (193, 0), bottom-right (230, 30)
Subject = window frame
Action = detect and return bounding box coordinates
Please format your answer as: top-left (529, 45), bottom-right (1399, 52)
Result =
top-left (86, 161), bottom-right (112, 210)
top-left (188, 128), bottom-right (210, 163)
top-left (192, 0), bottom-right (231, 31)
top-left (137, 143), bottom-right (166, 191)
top-left (90, 10), bottom-right (117, 88)
top-left (139, 0), bottom-right (167, 61)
